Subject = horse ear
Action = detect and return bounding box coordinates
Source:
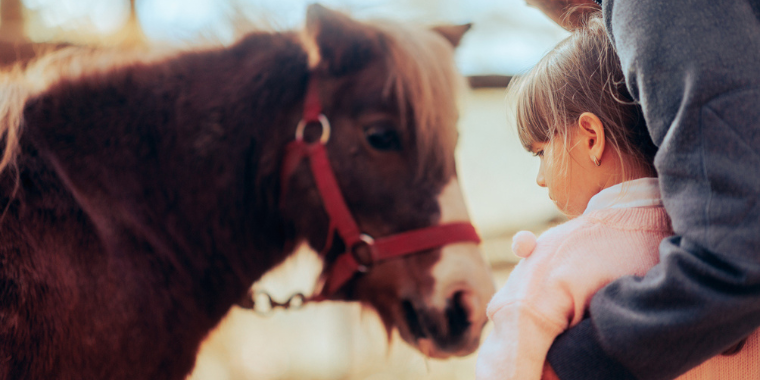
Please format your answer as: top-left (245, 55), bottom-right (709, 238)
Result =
top-left (306, 4), bottom-right (382, 76)
top-left (431, 23), bottom-right (472, 48)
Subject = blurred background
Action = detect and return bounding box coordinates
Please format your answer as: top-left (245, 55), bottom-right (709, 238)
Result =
top-left (0, 0), bottom-right (568, 378)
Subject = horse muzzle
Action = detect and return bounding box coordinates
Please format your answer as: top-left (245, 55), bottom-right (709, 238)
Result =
top-left (400, 286), bottom-right (487, 358)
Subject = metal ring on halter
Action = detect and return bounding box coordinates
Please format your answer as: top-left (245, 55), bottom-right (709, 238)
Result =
top-left (252, 291), bottom-right (275, 316)
top-left (244, 291), bottom-right (309, 316)
top-left (352, 233), bottom-right (375, 273)
top-left (295, 114), bottom-right (331, 144)
top-left (286, 293), bottom-right (306, 310)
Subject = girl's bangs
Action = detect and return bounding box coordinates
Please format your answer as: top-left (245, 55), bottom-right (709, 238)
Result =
top-left (511, 68), bottom-right (555, 152)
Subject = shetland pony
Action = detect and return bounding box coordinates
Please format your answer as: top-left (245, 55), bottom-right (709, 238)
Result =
top-left (0, 5), bottom-right (494, 379)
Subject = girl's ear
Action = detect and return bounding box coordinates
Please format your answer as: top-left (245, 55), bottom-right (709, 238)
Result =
top-left (577, 112), bottom-right (605, 166)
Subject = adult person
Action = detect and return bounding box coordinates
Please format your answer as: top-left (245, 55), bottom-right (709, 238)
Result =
top-left (521, 0), bottom-right (760, 379)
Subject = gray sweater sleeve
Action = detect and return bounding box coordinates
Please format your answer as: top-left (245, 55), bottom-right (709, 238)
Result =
top-left (547, 1), bottom-right (760, 379)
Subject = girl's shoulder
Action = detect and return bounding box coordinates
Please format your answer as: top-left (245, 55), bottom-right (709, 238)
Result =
top-left (583, 206), bottom-right (672, 233)
top-left (511, 217), bottom-right (596, 260)
top-left (529, 207), bottom-right (671, 255)
top-left (535, 215), bottom-right (597, 244)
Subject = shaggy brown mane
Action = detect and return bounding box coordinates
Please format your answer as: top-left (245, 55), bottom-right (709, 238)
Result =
top-left (371, 20), bottom-right (462, 182)
top-left (0, 17), bottom-right (463, 186)
top-left (0, 45), bottom-right (177, 176)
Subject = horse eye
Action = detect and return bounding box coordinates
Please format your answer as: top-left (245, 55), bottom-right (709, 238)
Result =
top-left (364, 123), bottom-right (402, 151)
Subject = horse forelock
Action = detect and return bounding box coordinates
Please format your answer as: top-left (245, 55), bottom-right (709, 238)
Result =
top-left (295, 15), bottom-right (462, 186)
top-left (372, 20), bottom-right (463, 184)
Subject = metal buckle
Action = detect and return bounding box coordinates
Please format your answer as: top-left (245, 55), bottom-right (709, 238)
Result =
top-left (351, 234), bottom-right (375, 273)
top-left (295, 114), bottom-right (331, 144)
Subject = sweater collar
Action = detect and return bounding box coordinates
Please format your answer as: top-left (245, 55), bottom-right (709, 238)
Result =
top-left (583, 177), bottom-right (662, 215)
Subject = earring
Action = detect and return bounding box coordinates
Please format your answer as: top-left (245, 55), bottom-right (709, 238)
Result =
top-left (593, 156), bottom-right (601, 166)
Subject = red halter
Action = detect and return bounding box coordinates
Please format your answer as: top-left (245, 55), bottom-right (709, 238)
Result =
top-left (281, 75), bottom-right (481, 300)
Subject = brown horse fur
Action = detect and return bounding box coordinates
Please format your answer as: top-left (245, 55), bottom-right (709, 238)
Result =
top-left (0, 5), bottom-right (474, 379)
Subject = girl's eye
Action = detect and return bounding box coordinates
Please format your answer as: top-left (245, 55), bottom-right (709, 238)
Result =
top-left (364, 122), bottom-right (402, 151)
top-left (533, 150), bottom-right (544, 158)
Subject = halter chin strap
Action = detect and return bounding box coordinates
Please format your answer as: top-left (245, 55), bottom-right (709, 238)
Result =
top-left (281, 74), bottom-right (481, 300)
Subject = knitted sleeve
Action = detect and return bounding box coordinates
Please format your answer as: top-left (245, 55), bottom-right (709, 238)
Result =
top-left (476, 219), bottom-right (661, 380)
top-left (476, 226), bottom-right (577, 380)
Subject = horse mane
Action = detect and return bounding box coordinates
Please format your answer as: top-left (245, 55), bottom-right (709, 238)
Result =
top-left (0, 72), bottom-right (24, 176)
top-left (0, 17), bottom-right (463, 185)
top-left (368, 20), bottom-right (463, 182)
top-left (0, 45), bottom-right (177, 176)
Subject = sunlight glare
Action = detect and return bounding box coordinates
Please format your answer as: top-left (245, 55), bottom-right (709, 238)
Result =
top-left (22, 0), bottom-right (129, 34)
top-left (137, 0), bottom-right (233, 43)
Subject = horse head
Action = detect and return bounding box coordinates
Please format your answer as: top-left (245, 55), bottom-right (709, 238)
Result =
top-left (279, 5), bottom-right (495, 358)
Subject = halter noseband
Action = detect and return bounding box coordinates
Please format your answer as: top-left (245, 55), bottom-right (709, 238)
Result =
top-left (280, 74), bottom-right (481, 301)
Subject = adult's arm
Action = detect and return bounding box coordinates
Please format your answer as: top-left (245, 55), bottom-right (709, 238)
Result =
top-left (523, 0), bottom-right (599, 29)
top-left (546, 0), bottom-right (760, 379)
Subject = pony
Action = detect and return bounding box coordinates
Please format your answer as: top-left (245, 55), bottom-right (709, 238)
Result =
top-left (0, 4), bottom-right (495, 379)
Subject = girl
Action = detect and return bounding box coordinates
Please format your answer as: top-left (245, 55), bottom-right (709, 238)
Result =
top-left (475, 13), bottom-right (758, 380)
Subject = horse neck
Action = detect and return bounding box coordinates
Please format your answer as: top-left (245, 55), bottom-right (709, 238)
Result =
top-left (21, 32), bottom-right (309, 319)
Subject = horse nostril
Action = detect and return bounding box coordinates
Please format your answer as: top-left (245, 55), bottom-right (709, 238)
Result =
top-left (402, 300), bottom-right (427, 340)
top-left (446, 291), bottom-right (471, 339)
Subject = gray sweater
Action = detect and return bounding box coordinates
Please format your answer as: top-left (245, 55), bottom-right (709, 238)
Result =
top-left (547, 1), bottom-right (760, 379)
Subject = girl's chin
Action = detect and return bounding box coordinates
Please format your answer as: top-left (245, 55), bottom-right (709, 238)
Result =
top-left (555, 204), bottom-right (582, 219)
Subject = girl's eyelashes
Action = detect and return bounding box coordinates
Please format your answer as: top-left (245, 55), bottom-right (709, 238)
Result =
top-left (530, 142), bottom-right (547, 157)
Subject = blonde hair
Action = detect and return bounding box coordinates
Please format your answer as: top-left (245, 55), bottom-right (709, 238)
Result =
top-left (509, 12), bottom-right (657, 179)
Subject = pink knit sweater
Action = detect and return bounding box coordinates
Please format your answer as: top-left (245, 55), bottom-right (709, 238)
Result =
top-left (476, 203), bottom-right (760, 379)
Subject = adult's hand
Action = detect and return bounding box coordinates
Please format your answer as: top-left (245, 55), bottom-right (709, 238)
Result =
top-left (525, 0), bottom-right (599, 30)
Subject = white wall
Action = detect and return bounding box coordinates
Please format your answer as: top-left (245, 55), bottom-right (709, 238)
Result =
top-left (457, 88), bottom-right (559, 238)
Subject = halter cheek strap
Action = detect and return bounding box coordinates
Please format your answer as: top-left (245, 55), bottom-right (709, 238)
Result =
top-left (280, 74), bottom-right (481, 300)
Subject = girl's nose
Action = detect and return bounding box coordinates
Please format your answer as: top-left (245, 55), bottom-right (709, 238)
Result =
top-left (536, 163), bottom-right (547, 188)
top-left (536, 172), bottom-right (546, 187)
